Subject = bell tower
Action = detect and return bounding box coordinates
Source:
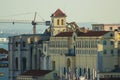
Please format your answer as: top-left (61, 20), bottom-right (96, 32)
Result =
top-left (51, 9), bottom-right (67, 36)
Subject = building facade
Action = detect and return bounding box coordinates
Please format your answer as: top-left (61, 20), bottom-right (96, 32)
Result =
top-left (0, 48), bottom-right (8, 80)
top-left (92, 24), bottom-right (120, 31)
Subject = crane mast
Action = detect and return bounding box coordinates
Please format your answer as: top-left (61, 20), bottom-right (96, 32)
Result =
top-left (32, 12), bottom-right (37, 34)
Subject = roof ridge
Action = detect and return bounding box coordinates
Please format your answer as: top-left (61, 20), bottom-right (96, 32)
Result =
top-left (51, 9), bottom-right (66, 17)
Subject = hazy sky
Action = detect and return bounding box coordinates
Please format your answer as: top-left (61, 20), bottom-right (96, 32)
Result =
top-left (0, 0), bottom-right (120, 23)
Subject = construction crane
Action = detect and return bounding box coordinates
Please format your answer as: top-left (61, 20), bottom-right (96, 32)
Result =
top-left (0, 12), bottom-right (51, 34)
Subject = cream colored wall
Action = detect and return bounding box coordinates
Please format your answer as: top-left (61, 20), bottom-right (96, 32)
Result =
top-left (51, 16), bottom-right (67, 36)
top-left (104, 25), bottom-right (120, 31)
top-left (52, 27), bottom-right (67, 36)
top-left (50, 54), bottom-right (66, 71)
top-left (52, 17), bottom-right (66, 27)
top-left (75, 54), bottom-right (97, 69)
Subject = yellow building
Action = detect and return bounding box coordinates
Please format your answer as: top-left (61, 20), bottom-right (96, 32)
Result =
top-left (47, 30), bottom-right (120, 80)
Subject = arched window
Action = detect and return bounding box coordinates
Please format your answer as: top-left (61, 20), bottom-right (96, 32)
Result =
top-left (61, 19), bottom-right (64, 25)
top-left (34, 54), bottom-right (37, 69)
top-left (52, 61), bottom-right (55, 70)
top-left (15, 42), bottom-right (18, 47)
top-left (23, 41), bottom-right (26, 47)
top-left (57, 19), bottom-right (59, 25)
top-left (22, 57), bottom-right (26, 71)
top-left (88, 68), bottom-right (90, 79)
top-left (79, 68), bottom-right (82, 76)
top-left (15, 57), bottom-right (18, 70)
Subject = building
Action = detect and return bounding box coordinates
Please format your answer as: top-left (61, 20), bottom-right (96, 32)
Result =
top-left (92, 24), bottom-right (120, 31)
top-left (9, 9), bottom-right (120, 80)
top-left (8, 34), bottom-right (50, 80)
top-left (0, 48), bottom-right (8, 80)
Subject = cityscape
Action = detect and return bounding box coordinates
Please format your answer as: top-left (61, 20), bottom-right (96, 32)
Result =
top-left (1, 0), bottom-right (120, 80)
top-left (0, 9), bottom-right (120, 80)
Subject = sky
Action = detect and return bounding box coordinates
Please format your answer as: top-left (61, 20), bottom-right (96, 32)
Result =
top-left (0, 0), bottom-right (120, 23)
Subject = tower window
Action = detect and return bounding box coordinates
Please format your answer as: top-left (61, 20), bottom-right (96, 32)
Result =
top-left (61, 19), bottom-right (64, 25)
top-left (57, 19), bottom-right (59, 25)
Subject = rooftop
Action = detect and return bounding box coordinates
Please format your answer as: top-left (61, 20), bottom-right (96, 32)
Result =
top-left (55, 32), bottom-right (73, 37)
top-left (51, 9), bottom-right (66, 17)
top-left (77, 31), bottom-right (110, 37)
top-left (55, 31), bottom-right (110, 37)
top-left (21, 70), bottom-right (52, 76)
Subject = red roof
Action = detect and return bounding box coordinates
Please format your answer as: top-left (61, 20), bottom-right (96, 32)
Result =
top-left (51, 9), bottom-right (66, 17)
top-left (55, 31), bottom-right (109, 37)
top-left (55, 32), bottom-right (73, 37)
top-left (77, 31), bottom-right (110, 37)
top-left (21, 70), bottom-right (52, 76)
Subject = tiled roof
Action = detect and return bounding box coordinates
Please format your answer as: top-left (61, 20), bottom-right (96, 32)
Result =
top-left (51, 9), bottom-right (66, 17)
top-left (55, 32), bottom-right (73, 37)
top-left (77, 31), bottom-right (110, 37)
top-left (55, 31), bottom-right (109, 37)
top-left (0, 48), bottom-right (8, 54)
top-left (21, 70), bottom-right (52, 76)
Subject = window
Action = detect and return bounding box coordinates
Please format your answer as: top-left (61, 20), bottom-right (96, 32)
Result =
top-left (110, 27), bottom-right (113, 31)
top-left (110, 41), bottom-right (114, 45)
top-left (63, 67), bottom-right (66, 75)
top-left (15, 57), bottom-right (18, 70)
top-left (52, 61), bottom-right (55, 70)
top-left (34, 55), bottom-right (37, 69)
top-left (15, 42), bottom-right (18, 47)
top-left (57, 19), bottom-right (59, 25)
top-left (88, 68), bottom-right (90, 79)
top-left (110, 33), bottom-right (113, 37)
top-left (61, 19), bottom-right (64, 25)
top-left (118, 27), bottom-right (120, 30)
top-left (79, 68), bottom-right (82, 76)
top-left (103, 40), bottom-right (107, 45)
top-left (103, 50), bottom-right (107, 54)
top-left (23, 41), bottom-right (26, 47)
top-left (118, 49), bottom-right (120, 54)
top-left (111, 50), bottom-right (114, 54)
top-left (22, 57), bottom-right (26, 71)
top-left (30, 41), bottom-right (34, 44)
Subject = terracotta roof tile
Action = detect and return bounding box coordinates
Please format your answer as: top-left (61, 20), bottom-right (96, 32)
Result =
top-left (77, 31), bottom-right (110, 37)
top-left (55, 31), bottom-right (109, 37)
top-left (55, 32), bottom-right (73, 37)
top-left (21, 70), bottom-right (52, 76)
top-left (51, 9), bottom-right (66, 17)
